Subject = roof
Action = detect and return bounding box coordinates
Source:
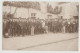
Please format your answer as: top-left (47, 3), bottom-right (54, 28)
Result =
top-left (58, 2), bottom-right (70, 4)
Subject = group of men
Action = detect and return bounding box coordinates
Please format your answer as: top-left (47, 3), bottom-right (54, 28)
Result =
top-left (45, 19), bottom-right (78, 33)
top-left (3, 18), bottom-right (78, 38)
top-left (3, 19), bottom-right (45, 37)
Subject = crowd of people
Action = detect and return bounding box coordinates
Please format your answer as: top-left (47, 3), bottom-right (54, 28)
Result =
top-left (45, 19), bottom-right (78, 33)
top-left (3, 18), bottom-right (78, 38)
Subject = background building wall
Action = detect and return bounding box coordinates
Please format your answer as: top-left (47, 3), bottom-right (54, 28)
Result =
top-left (3, 6), bottom-right (47, 19)
top-left (3, 2), bottom-right (79, 19)
top-left (58, 2), bottom-right (79, 19)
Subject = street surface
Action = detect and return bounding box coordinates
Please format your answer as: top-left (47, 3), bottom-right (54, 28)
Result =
top-left (2, 33), bottom-right (78, 51)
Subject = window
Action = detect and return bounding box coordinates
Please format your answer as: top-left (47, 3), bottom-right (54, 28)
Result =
top-left (31, 13), bottom-right (36, 19)
top-left (47, 15), bottom-right (52, 19)
top-left (31, 13), bottom-right (36, 17)
top-left (74, 16), bottom-right (78, 19)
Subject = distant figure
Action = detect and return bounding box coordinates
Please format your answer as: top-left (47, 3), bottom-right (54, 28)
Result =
top-left (45, 26), bottom-right (48, 33)
top-left (42, 21), bottom-right (48, 33)
top-left (31, 26), bottom-right (34, 36)
top-left (62, 20), bottom-right (66, 33)
top-left (42, 21), bottom-right (45, 27)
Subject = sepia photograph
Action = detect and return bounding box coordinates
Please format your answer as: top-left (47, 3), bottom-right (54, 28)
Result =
top-left (2, 1), bottom-right (79, 51)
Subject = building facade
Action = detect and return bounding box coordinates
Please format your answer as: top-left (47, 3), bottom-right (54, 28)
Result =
top-left (3, 2), bottom-right (79, 20)
top-left (58, 2), bottom-right (79, 19)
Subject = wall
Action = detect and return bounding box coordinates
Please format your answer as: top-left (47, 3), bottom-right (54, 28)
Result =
top-left (3, 6), bottom-right (58, 20)
top-left (58, 2), bottom-right (79, 19)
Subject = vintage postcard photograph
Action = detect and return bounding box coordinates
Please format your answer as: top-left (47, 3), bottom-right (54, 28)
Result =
top-left (2, 1), bottom-right (79, 51)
